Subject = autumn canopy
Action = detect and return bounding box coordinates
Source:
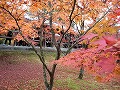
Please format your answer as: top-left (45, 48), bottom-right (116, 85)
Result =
top-left (0, 0), bottom-right (120, 85)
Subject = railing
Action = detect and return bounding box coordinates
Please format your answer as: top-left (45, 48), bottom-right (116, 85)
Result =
top-left (0, 36), bottom-right (13, 39)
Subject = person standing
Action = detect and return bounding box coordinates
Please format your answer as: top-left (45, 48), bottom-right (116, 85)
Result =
top-left (4, 30), bottom-right (13, 45)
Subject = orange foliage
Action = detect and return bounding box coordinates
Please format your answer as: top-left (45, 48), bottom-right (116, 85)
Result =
top-left (0, 0), bottom-right (119, 86)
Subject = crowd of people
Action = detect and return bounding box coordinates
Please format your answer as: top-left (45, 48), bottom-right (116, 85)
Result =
top-left (2, 30), bottom-right (29, 46)
top-left (1, 30), bottom-right (87, 49)
top-left (3, 30), bottom-right (13, 46)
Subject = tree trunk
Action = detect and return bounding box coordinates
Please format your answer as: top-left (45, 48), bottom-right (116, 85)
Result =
top-left (78, 64), bottom-right (84, 79)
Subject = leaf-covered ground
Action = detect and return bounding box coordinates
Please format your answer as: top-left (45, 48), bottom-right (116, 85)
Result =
top-left (0, 51), bottom-right (119, 90)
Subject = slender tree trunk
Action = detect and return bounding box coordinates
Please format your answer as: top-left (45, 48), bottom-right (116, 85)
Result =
top-left (48, 44), bottom-right (61, 90)
top-left (78, 64), bottom-right (84, 79)
top-left (48, 64), bottom-right (56, 90)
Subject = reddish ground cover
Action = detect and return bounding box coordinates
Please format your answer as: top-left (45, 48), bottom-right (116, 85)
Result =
top-left (0, 52), bottom-right (119, 90)
top-left (0, 59), bottom-right (44, 90)
top-left (0, 56), bottom-right (70, 90)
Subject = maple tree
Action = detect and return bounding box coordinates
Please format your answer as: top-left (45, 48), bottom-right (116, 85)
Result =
top-left (0, 0), bottom-right (120, 90)
top-left (56, 34), bottom-right (120, 82)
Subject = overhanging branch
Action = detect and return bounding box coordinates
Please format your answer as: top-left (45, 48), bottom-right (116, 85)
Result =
top-left (66, 7), bottom-right (112, 54)
top-left (59, 0), bottom-right (77, 44)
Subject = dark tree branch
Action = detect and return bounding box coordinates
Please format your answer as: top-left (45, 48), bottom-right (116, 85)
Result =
top-left (59, 0), bottom-right (76, 44)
